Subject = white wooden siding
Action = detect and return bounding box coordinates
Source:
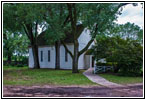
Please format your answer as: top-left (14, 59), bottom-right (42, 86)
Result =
top-left (29, 28), bottom-right (93, 69)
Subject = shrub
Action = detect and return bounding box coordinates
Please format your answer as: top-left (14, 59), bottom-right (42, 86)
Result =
top-left (11, 62), bottom-right (16, 66)
top-left (140, 67), bottom-right (143, 76)
top-left (114, 40), bottom-right (143, 76)
top-left (16, 64), bottom-right (24, 67)
top-left (93, 36), bottom-right (143, 76)
top-left (96, 62), bottom-right (117, 66)
top-left (21, 57), bottom-right (28, 65)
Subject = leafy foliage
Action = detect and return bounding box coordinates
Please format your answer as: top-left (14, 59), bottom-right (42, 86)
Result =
top-left (44, 4), bottom-right (68, 43)
top-left (3, 30), bottom-right (29, 62)
top-left (93, 36), bottom-right (143, 76)
top-left (3, 3), bottom-right (49, 68)
top-left (105, 22), bottom-right (143, 43)
top-left (3, 3), bottom-right (46, 32)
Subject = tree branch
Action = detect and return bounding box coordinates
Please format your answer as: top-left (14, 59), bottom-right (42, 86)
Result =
top-left (22, 23), bottom-right (31, 40)
top-left (67, 4), bottom-right (74, 32)
top-left (34, 21), bottom-right (38, 43)
top-left (25, 24), bottom-right (35, 45)
top-left (61, 41), bottom-right (73, 58)
top-left (63, 14), bottom-right (70, 27)
top-left (67, 3), bottom-right (73, 22)
top-left (79, 23), bottom-right (98, 56)
top-left (78, 38), bottom-right (94, 56)
top-left (35, 21), bottom-right (38, 38)
top-left (48, 6), bottom-right (53, 18)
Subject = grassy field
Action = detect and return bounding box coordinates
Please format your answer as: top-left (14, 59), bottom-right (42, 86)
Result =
top-left (98, 73), bottom-right (143, 84)
top-left (3, 66), bottom-right (97, 86)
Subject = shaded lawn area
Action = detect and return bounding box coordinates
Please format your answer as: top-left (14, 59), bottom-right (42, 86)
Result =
top-left (3, 66), bottom-right (97, 86)
top-left (98, 73), bottom-right (143, 84)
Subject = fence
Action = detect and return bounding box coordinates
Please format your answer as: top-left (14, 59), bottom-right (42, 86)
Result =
top-left (94, 66), bottom-right (113, 74)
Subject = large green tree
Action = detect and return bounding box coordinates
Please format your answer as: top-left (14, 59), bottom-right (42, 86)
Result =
top-left (59, 3), bottom-right (132, 73)
top-left (3, 3), bottom-right (47, 68)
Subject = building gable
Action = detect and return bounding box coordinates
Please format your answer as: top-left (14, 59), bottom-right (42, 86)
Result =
top-left (37, 24), bottom-right (84, 46)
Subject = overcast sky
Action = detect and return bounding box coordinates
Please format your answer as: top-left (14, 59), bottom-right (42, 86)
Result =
top-left (116, 3), bottom-right (143, 29)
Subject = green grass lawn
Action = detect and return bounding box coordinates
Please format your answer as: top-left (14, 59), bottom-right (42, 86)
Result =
top-left (98, 73), bottom-right (143, 84)
top-left (3, 66), bottom-right (97, 86)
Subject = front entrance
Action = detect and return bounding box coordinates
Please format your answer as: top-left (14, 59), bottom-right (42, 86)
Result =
top-left (92, 56), bottom-right (95, 67)
top-left (84, 55), bottom-right (93, 69)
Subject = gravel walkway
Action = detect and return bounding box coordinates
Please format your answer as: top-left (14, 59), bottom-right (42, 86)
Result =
top-left (83, 68), bottom-right (123, 88)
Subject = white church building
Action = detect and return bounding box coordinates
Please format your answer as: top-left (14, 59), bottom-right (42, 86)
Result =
top-left (29, 25), bottom-right (94, 69)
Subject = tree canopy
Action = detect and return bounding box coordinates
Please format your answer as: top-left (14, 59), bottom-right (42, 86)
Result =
top-left (105, 22), bottom-right (143, 43)
top-left (3, 3), bottom-right (48, 68)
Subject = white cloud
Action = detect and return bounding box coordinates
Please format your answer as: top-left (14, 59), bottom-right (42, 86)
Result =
top-left (116, 3), bottom-right (143, 29)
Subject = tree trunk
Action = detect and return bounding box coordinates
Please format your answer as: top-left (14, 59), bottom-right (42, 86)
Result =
top-left (72, 40), bottom-right (79, 73)
top-left (55, 41), bottom-right (60, 69)
top-left (15, 55), bottom-right (17, 62)
top-left (7, 53), bottom-right (12, 64)
top-left (32, 44), bottom-right (40, 69)
top-left (72, 56), bottom-right (79, 73)
top-left (18, 53), bottom-right (20, 62)
top-left (6, 46), bottom-right (12, 64)
top-left (22, 23), bottom-right (40, 69)
top-left (113, 65), bottom-right (120, 73)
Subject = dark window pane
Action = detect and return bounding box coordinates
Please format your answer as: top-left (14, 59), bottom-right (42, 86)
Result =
top-left (48, 50), bottom-right (50, 62)
top-left (65, 49), bottom-right (68, 62)
top-left (41, 51), bottom-right (43, 62)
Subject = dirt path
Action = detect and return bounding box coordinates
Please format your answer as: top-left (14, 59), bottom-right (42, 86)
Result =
top-left (3, 84), bottom-right (143, 97)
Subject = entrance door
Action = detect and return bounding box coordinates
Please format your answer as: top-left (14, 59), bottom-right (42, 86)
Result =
top-left (84, 55), bottom-right (90, 69)
top-left (92, 56), bottom-right (95, 67)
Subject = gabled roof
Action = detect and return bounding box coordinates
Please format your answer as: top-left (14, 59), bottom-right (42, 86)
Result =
top-left (37, 24), bottom-right (84, 46)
